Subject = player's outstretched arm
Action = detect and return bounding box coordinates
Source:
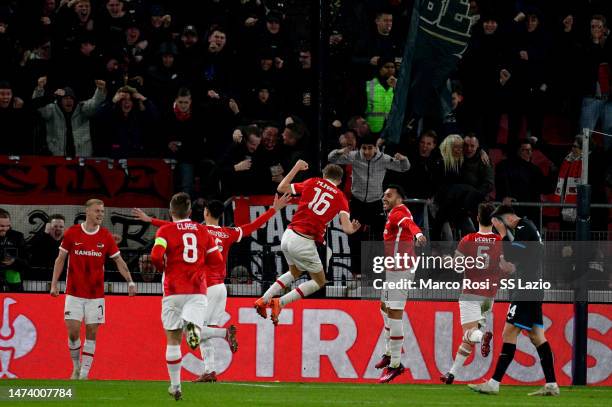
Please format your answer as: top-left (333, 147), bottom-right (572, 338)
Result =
top-left (240, 193), bottom-right (292, 236)
top-left (278, 160), bottom-right (309, 194)
top-left (132, 208), bottom-right (169, 228)
top-left (50, 250), bottom-right (68, 297)
top-left (113, 255), bottom-right (137, 296)
top-left (339, 212), bottom-right (361, 235)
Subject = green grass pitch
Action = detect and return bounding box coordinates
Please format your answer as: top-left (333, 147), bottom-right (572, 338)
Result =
top-left (3, 380), bottom-right (611, 406)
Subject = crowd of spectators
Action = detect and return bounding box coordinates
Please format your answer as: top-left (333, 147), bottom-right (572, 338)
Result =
top-left (0, 0), bottom-right (611, 253)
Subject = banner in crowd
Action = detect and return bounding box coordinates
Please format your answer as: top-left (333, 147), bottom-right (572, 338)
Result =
top-left (383, 0), bottom-right (473, 144)
top-left (0, 156), bottom-right (173, 207)
top-left (233, 196), bottom-right (353, 283)
top-left (3, 294), bottom-right (611, 385)
top-left (0, 205), bottom-right (168, 249)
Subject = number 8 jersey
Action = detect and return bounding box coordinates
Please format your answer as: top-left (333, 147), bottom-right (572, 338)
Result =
top-left (153, 220), bottom-right (220, 296)
top-left (289, 177), bottom-right (350, 243)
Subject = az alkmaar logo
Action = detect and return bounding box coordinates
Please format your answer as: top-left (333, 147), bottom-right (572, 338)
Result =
top-left (0, 298), bottom-right (37, 378)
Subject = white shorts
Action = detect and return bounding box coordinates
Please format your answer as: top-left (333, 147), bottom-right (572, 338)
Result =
top-left (64, 295), bottom-right (105, 325)
top-left (381, 270), bottom-right (412, 310)
top-left (459, 297), bottom-right (494, 326)
top-left (203, 284), bottom-right (227, 326)
top-left (161, 294), bottom-right (208, 331)
top-left (281, 229), bottom-right (323, 274)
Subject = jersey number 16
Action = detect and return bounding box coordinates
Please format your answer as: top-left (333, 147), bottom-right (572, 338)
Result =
top-left (308, 187), bottom-right (333, 215)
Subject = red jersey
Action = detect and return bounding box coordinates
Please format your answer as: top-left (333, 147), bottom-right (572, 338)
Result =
top-left (456, 232), bottom-right (503, 297)
top-left (383, 204), bottom-right (422, 243)
top-left (289, 177), bottom-right (350, 243)
top-left (151, 208), bottom-right (277, 287)
top-left (60, 223), bottom-right (120, 299)
top-left (206, 225), bottom-right (242, 286)
top-left (153, 220), bottom-right (219, 296)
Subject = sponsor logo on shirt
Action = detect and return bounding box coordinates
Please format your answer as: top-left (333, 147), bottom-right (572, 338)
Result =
top-left (74, 249), bottom-right (103, 257)
top-left (97, 243), bottom-right (104, 248)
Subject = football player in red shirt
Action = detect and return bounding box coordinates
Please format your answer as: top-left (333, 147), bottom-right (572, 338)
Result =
top-left (150, 192), bottom-right (223, 400)
top-left (50, 199), bottom-right (136, 380)
top-left (255, 160), bottom-right (361, 325)
top-left (441, 202), bottom-right (503, 385)
top-left (376, 185), bottom-right (427, 383)
top-left (133, 193), bottom-right (291, 383)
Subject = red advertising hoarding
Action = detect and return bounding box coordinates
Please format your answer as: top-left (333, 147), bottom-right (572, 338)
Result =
top-left (1, 294), bottom-right (610, 385)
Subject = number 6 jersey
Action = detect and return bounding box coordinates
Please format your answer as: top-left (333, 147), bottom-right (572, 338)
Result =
top-left (151, 219), bottom-right (221, 296)
top-left (289, 177), bottom-right (350, 243)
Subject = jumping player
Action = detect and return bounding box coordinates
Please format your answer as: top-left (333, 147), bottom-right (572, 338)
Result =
top-left (254, 160), bottom-right (361, 325)
top-left (50, 199), bottom-right (136, 380)
top-left (150, 193), bottom-right (223, 400)
top-left (441, 202), bottom-right (503, 384)
top-left (376, 185), bottom-right (426, 383)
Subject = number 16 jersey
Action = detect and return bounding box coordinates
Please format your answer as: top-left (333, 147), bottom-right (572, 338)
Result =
top-left (155, 220), bottom-right (219, 296)
top-left (289, 177), bottom-right (350, 243)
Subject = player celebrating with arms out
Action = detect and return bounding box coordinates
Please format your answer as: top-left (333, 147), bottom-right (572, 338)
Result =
top-left (150, 193), bottom-right (223, 400)
top-left (50, 199), bottom-right (137, 380)
top-left (376, 185), bottom-right (427, 383)
top-left (254, 160), bottom-right (361, 324)
top-left (441, 202), bottom-right (504, 385)
top-left (133, 193), bottom-right (291, 382)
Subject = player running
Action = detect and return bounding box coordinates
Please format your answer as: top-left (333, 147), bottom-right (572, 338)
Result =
top-left (133, 193), bottom-right (291, 382)
top-left (50, 199), bottom-right (137, 380)
top-left (254, 160), bottom-right (361, 325)
top-left (150, 193), bottom-right (223, 400)
top-left (441, 202), bottom-right (503, 385)
top-left (376, 185), bottom-right (426, 383)
top-left (468, 205), bottom-right (560, 396)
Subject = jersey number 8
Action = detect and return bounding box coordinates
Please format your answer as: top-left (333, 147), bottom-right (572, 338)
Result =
top-left (308, 187), bottom-right (333, 215)
top-left (182, 233), bottom-right (198, 263)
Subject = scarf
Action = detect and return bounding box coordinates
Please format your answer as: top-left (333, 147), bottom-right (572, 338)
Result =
top-left (173, 103), bottom-right (191, 121)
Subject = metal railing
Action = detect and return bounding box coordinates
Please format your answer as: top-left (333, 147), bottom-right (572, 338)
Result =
top-left (10, 199), bottom-right (612, 302)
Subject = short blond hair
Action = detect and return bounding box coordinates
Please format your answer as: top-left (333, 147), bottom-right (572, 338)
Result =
top-left (170, 192), bottom-right (191, 219)
top-left (323, 164), bottom-right (344, 183)
top-left (85, 199), bottom-right (104, 208)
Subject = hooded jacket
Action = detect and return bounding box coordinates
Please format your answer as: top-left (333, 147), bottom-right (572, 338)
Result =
top-left (328, 149), bottom-right (410, 202)
top-left (33, 87), bottom-right (105, 157)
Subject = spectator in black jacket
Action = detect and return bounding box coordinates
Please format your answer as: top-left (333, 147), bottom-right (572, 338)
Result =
top-left (0, 208), bottom-right (28, 292)
top-left (220, 126), bottom-right (262, 197)
top-left (386, 130), bottom-right (442, 225)
top-left (95, 86), bottom-right (159, 157)
top-left (506, 9), bottom-right (550, 146)
top-left (460, 13), bottom-right (508, 148)
top-left (495, 139), bottom-right (546, 221)
top-left (254, 124), bottom-right (284, 193)
top-left (0, 81), bottom-right (36, 155)
top-left (145, 41), bottom-right (182, 111)
top-left (352, 10), bottom-right (400, 80)
top-left (579, 14), bottom-right (612, 151)
top-left (461, 134), bottom-right (494, 204)
top-left (163, 87), bottom-right (209, 198)
top-left (28, 213), bottom-right (65, 272)
top-left (279, 121), bottom-right (310, 183)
